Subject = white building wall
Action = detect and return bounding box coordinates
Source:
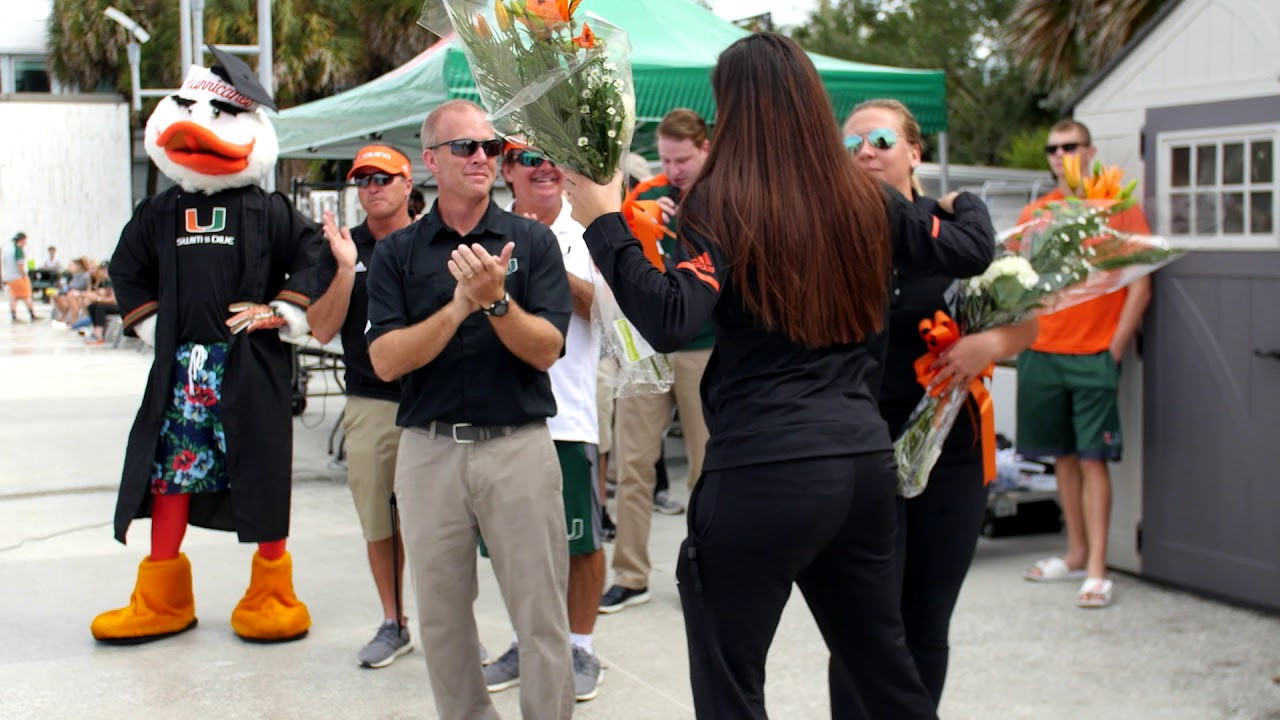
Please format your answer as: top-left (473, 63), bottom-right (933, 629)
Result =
top-left (1071, 0), bottom-right (1280, 572)
top-left (0, 100), bottom-right (133, 264)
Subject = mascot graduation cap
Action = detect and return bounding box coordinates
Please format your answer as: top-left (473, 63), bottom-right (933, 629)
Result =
top-left (93, 47), bottom-right (320, 644)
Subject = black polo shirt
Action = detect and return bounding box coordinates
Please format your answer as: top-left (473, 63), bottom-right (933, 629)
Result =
top-left (309, 222), bottom-right (401, 403)
top-left (365, 200), bottom-right (571, 428)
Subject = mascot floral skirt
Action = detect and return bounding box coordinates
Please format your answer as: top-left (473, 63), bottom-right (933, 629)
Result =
top-left (152, 342), bottom-right (230, 495)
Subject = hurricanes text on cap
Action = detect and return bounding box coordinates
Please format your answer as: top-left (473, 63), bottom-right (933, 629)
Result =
top-left (348, 145), bottom-right (412, 180)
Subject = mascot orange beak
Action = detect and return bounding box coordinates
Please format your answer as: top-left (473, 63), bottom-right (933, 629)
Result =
top-left (157, 121), bottom-right (255, 176)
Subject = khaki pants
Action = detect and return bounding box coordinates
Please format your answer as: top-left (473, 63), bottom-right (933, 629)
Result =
top-left (612, 348), bottom-right (711, 589)
top-left (395, 422), bottom-right (573, 720)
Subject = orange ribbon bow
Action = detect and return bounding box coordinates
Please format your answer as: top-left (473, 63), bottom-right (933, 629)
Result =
top-left (912, 311), bottom-right (997, 485)
top-left (622, 199), bottom-right (674, 271)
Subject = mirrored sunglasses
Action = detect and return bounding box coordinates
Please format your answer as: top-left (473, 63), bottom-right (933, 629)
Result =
top-left (844, 128), bottom-right (898, 153)
top-left (430, 138), bottom-right (505, 158)
top-left (352, 172), bottom-right (400, 188)
top-left (507, 150), bottom-right (554, 168)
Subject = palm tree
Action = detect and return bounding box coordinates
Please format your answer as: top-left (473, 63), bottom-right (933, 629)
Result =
top-left (352, 0), bottom-right (441, 80)
top-left (203, 0), bottom-right (363, 106)
top-left (47, 0), bottom-right (136, 93)
top-left (1005, 0), bottom-right (1171, 88)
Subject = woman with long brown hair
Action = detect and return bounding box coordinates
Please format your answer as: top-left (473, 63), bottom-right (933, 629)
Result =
top-left (565, 32), bottom-right (989, 719)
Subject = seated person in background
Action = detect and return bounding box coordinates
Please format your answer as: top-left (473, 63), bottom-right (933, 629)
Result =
top-left (52, 258), bottom-right (92, 326)
top-left (84, 264), bottom-right (119, 345)
top-left (40, 246), bottom-right (63, 274)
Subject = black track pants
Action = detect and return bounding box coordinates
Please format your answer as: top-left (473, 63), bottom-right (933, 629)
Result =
top-left (676, 452), bottom-right (937, 720)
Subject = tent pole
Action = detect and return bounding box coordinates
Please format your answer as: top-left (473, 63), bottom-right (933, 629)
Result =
top-left (938, 131), bottom-right (950, 195)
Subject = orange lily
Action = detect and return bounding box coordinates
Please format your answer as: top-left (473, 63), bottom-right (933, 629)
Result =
top-left (1062, 152), bottom-right (1082, 193)
top-left (568, 0), bottom-right (583, 16)
top-left (495, 0), bottom-right (512, 31)
top-left (573, 21), bottom-right (596, 48)
top-left (525, 0), bottom-right (567, 28)
top-left (557, 0), bottom-right (570, 21)
top-left (473, 14), bottom-right (492, 38)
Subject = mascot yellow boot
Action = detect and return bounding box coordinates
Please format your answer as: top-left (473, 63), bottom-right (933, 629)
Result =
top-left (93, 46), bottom-right (319, 645)
top-left (90, 554), bottom-right (197, 643)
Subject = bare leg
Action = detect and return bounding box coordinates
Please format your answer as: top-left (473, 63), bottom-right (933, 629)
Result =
top-left (1054, 454), bottom-right (1088, 571)
top-left (1079, 459), bottom-right (1112, 579)
top-left (568, 549), bottom-right (605, 635)
top-left (368, 533), bottom-right (407, 624)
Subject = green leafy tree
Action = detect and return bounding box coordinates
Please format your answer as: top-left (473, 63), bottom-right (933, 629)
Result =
top-left (792, 0), bottom-right (1055, 166)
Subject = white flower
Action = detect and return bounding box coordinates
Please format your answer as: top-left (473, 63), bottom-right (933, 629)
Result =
top-left (578, 137), bottom-right (589, 147)
top-left (607, 129), bottom-right (617, 138)
top-left (613, 80), bottom-right (623, 91)
top-left (582, 89), bottom-right (590, 98)
top-left (976, 256), bottom-right (1039, 290)
top-left (606, 107), bottom-right (616, 116)
top-left (581, 105), bottom-right (590, 114)
top-left (604, 62), bottom-right (617, 72)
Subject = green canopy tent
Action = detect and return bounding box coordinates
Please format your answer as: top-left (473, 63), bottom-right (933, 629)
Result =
top-left (273, 0), bottom-right (949, 180)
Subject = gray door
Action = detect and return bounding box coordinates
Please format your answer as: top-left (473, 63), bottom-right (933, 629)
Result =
top-left (1143, 252), bottom-right (1280, 611)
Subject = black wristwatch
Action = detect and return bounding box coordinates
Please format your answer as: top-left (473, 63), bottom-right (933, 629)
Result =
top-left (482, 292), bottom-right (510, 317)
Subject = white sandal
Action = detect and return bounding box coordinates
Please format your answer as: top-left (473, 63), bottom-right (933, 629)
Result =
top-left (1077, 577), bottom-right (1113, 608)
top-left (1023, 557), bottom-right (1088, 583)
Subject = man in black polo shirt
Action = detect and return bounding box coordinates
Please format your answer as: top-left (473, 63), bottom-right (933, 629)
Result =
top-left (308, 144), bottom-right (415, 668)
top-left (365, 99), bottom-right (575, 720)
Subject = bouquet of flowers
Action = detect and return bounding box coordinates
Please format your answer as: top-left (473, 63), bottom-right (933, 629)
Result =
top-left (893, 163), bottom-right (1184, 498)
top-left (419, 0), bottom-right (636, 183)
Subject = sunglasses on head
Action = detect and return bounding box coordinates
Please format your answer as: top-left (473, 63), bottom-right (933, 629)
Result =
top-left (430, 138), bottom-right (505, 158)
top-left (844, 128), bottom-right (898, 153)
top-left (507, 150), bottom-right (554, 168)
top-left (352, 172), bottom-right (400, 188)
top-left (1044, 142), bottom-right (1084, 155)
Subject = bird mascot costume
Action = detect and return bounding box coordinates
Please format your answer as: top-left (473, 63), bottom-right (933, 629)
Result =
top-left (92, 47), bottom-right (320, 644)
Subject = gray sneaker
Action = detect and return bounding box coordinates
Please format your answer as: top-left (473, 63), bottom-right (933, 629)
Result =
top-left (358, 620), bottom-right (412, 668)
top-left (653, 490), bottom-right (685, 515)
top-left (572, 645), bottom-right (605, 702)
top-left (484, 642), bottom-right (520, 692)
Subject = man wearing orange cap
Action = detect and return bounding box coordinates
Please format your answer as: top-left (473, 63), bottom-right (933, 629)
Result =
top-left (308, 144), bottom-right (415, 667)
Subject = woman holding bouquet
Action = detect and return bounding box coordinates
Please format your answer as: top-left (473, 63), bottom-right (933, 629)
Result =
top-left (843, 99), bottom-right (1038, 707)
top-left (565, 32), bottom-right (988, 720)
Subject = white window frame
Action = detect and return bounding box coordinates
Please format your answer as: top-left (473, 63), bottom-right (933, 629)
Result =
top-left (1157, 123), bottom-right (1279, 251)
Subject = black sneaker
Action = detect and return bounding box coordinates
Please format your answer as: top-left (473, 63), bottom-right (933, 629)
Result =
top-left (598, 585), bottom-right (650, 614)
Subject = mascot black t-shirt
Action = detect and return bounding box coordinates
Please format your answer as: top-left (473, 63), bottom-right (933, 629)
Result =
top-left (176, 188), bottom-right (247, 343)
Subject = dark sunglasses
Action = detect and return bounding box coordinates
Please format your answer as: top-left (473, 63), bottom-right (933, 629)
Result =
top-left (507, 150), bottom-right (554, 168)
top-left (1044, 142), bottom-right (1084, 155)
top-left (430, 138), bottom-right (505, 158)
top-left (844, 128), bottom-right (898, 153)
top-left (352, 172), bottom-right (400, 188)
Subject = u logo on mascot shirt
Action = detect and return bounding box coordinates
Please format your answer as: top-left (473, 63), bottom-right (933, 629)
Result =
top-left (185, 207), bottom-right (227, 233)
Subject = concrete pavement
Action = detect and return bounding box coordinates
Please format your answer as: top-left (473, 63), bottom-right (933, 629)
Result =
top-left (2, 319), bottom-right (1277, 719)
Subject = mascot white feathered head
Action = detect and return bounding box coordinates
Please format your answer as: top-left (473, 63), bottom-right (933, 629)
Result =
top-left (145, 46), bottom-right (278, 194)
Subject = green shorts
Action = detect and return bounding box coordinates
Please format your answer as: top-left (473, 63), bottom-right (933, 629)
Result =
top-left (1016, 350), bottom-right (1123, 462)
top-left (480, 441), bottom-right (601, 558)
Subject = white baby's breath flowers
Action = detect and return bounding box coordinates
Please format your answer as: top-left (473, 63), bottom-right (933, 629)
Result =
top-left (577, 137), bottom-right (589, 147)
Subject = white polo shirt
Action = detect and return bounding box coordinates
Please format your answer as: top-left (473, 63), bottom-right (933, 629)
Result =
top-left (506, 200), bottom-right (599, 444)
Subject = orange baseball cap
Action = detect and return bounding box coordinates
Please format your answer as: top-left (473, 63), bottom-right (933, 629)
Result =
top-left (347, 144), bottom-right (411, 179)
